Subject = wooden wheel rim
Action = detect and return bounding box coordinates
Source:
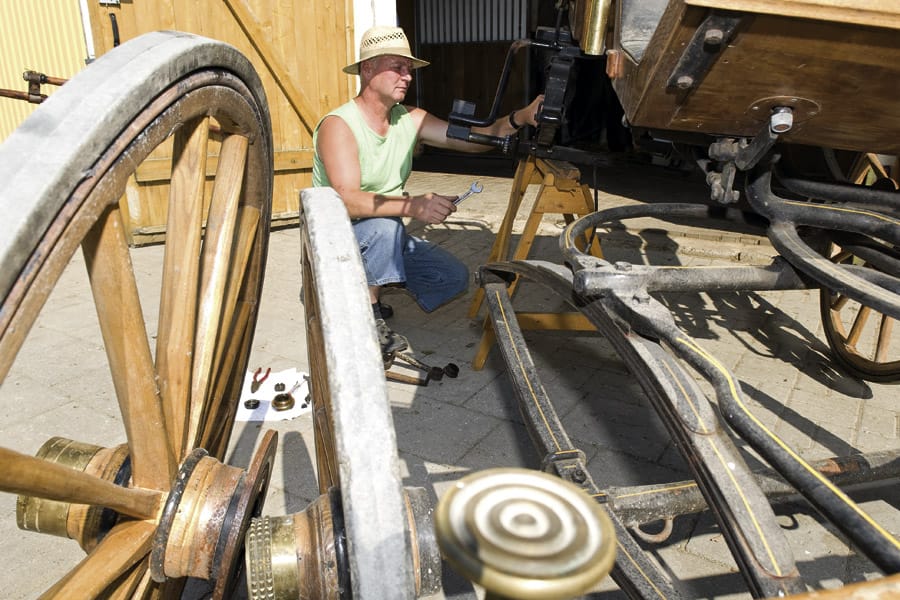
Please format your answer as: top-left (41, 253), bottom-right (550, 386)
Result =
top-left (299, 187), bottom-right (418, 597)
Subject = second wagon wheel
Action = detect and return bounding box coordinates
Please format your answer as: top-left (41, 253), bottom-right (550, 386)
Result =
top-left (0, 32), bottom-right (275, 597)
top-left (298, 187), bottom-right (420, 598)
top-left (820, 153), bottom-right (900, 382)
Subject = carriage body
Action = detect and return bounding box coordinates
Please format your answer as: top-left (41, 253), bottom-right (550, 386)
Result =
top-left (575, 0), bottom-right (900, 155)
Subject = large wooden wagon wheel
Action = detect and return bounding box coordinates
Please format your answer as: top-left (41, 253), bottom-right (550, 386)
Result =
top-left (819, 153), bottom-right (899, 382)
top-left (292, 187), bottom-right (424, 598)
top-left (0, 31), bottom-right (275, 597)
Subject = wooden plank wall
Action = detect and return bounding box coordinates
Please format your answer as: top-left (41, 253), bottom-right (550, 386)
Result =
top-left (0, 0), bottom-right (88, 141)
top-left (84, 0), bottom-right (354, 244)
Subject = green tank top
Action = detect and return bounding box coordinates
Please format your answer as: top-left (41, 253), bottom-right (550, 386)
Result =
top-left (312, 101), bottom-right (417, 196)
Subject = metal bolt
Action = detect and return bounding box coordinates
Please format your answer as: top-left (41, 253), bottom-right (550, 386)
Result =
top-left (704, 28), bottom-right (725, 45)
top-left (770, 106), bottom-right (794, 133)
top-left (676, 75), bottom-right (694, 90)
top-left (571, 468), bottom-right (587, 484)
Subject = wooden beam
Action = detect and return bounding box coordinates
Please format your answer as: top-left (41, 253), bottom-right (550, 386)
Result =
top-left (135, 150), bottom-right (313, 182)
top-left (686, 0), bottom-right (900, 30)
top-left (222, 0), bottom-right (321, 132)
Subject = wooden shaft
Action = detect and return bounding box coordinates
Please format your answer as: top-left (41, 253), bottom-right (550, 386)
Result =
top-left (185, 133), bottom-right (248, 452)
top-left (83, 205), bottom-right (176, 489)
top-left (0, 446), bottom-right (162, 520)
top-left (37, 520), bottom-right (155, 599)
top-left (157, 115), bottom-right (208, 457)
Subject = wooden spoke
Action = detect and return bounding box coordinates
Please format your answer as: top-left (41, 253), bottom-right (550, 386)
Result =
top-left (82, 204), bottom-right (176, 490)
top-left (0, 447), bottom-right (162, 519)
top-left (200, 207), bottom-right (260, 455)
top-left (38, 520), bottom-right (155, 599)
top-left (846, 304), bottom-right (872, 349)
top-left (875, 314), bottom-right (895, 363)
top-left (204, 303), bottom-right (254, 459)
top-left (830, 292), bottom-right (849, 312)
top-left (156, 116), bottom-right (209, 459)
top-left (102, 559), bottom-right (153, 600)
top-left (213, 206), bottom-right (261, 374)
top-left (185, 133), bottom-right (249, 454)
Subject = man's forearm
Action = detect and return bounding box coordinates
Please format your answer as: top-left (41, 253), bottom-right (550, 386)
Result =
top-left (340, 190), bottom-right (415, 219)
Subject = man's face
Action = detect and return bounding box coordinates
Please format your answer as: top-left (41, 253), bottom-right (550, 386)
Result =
top-left (366, 55), bottom-right (414, 101)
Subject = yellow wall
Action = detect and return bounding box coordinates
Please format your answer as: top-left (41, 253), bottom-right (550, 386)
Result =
top-left (0, 0), bottom-right (88, 140)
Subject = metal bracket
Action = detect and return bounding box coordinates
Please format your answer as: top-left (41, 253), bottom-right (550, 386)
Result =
top-left (667, 10), bottom-right (743, 91)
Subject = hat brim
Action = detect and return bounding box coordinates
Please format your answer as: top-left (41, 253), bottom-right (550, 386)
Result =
top-left (343, 55), bottom-right (430, 75)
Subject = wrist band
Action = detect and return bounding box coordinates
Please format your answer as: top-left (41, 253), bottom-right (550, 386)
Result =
top-left (508, 110), bottom-right (521, 129)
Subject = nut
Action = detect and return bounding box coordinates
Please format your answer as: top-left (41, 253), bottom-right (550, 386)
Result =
top-left (272, 393), bottom-right (294, 411)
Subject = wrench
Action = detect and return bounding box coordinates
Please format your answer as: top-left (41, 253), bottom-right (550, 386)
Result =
top-left (454, 181), bottom-right (483, 205)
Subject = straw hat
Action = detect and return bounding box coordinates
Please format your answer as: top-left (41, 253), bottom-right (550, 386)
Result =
top-left (343, 26), bottom-right (429, 75)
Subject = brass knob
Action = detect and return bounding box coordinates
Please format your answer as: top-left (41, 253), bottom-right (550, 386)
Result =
top-left (435, 468), bottom-right (616, 600)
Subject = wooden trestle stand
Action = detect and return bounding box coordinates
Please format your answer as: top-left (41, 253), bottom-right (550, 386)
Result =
top-left (469, 155), bottom-right (604, 370)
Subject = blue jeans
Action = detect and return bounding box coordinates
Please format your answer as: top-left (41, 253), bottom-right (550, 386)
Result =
top-left (352, 217), bottom-right (469, 312)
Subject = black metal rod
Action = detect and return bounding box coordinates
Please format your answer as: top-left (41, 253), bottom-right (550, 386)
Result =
top-left (608, 449), bottom-right (900, 527)
top-left (777, 174), bottom-right (900, 212)
top-left (575, 259), bottom-right (809, 297)
top-left (656, 315), bottom-right (900, 574)
top-left (447, 39), bottom-right (532, 128)
top-left (482, 279), bottom-right (688, 600)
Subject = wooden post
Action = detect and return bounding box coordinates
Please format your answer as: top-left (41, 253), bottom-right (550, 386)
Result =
top-left (470, 158), bottom-right (602, 370)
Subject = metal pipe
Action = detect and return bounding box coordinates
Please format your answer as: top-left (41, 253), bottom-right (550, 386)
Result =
top-left (607, 449), bottom-right (900, 527)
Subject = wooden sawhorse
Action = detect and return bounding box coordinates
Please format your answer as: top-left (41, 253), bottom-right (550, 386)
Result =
top-left (469, 155), bottom-right (603, 370)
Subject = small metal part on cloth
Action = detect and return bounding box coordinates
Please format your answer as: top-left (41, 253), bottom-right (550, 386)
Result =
top-left (274, 382), bottom-right (285, 392)
top-left (272, 393), bottom-right (294, 411)
top-left (386, 352), bottom-right (461, 386)
top-left (250, 367), bottom-right (271, 393)
top-left (453, 181), bottom-right (484, 205)
top-left (244, 399), bottom-right (261, 410)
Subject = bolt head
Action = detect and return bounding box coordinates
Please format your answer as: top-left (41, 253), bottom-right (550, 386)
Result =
top-left (676, 75), bottom-right (694, 90)
top-left (704, 28), bottom-right (725, 45)
top-left (770, 107), bottom-right (794, 133)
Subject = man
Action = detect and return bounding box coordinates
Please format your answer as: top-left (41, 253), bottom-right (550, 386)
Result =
top-left (312, 25), bottom-right (543, 355)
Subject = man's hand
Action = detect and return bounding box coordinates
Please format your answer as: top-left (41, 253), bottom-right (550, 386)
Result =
top-left (410, 192), bottom-right (457, 224)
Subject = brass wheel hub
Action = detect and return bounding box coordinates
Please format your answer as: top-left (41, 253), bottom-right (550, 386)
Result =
top-left (150, 430), bottom-right (277, 596)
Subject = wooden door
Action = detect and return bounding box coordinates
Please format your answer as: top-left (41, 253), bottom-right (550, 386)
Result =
top-left (84, 1), bottom-right (354, 243)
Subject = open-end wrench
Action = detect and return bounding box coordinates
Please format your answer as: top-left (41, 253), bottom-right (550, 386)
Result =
top-left (454, 181), bottom-right (483, 205)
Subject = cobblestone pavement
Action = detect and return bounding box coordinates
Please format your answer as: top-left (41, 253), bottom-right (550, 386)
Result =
top-left (1, 162), bottom-right (897, 598)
